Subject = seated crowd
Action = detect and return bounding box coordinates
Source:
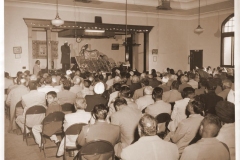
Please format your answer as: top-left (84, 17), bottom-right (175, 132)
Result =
top-left (4, 66), bottom-right (235, 160)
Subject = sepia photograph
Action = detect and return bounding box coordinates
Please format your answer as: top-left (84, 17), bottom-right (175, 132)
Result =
top-left (3, 0), bottom-right (240, 160)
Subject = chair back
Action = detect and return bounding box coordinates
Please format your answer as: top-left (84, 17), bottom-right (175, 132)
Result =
top-left (43, 111), bottom-right (65, 124)
top-left (26, 105), bottom-right (46, 115)
top-left (16, 100), bottom-right (23, 108)
top-left (61, 103), bottom-right (75, 114)
top-left (42, 111), bottom-right (65, 136)
top-left (65, 123), bottom-right (87, 135)
top-left (156, 113), bottom-right (171, 123)
top-left (25, 105), bottom-right (46, 127)
top-left (170, 102), bottom-right (175, 110)
top-left (79, 140), bottom-right (114, 159)
top-left (155, 113), bottom-right (171, 135)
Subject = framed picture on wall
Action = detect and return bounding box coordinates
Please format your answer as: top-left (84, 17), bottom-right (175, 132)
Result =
top-left (111, 44), bottom-right (119, 50)
top-left (13, 46), bottom-right (22, 54)
top-left (32, 40), bottom-right (58, 59)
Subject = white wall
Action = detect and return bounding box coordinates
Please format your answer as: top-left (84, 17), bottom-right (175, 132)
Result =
top-left (4, 1), bottom-right (234, 76)
top-left (187, 12), bottom-right (233, 70)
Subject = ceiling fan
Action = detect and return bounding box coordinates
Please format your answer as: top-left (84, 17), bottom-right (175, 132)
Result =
top-left (157, 0), bottom-right (172, 10)
top-left (117, 0), bottom-right (141, 47)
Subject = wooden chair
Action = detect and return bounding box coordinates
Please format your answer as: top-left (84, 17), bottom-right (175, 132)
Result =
top-left (61, 103), bottom-right (75, 114)
top-left (155, 113), bottom-right (171, 139)
top-left (63, 123), bottom-right (87, 160)
top-left (23, 105), bottom-right (46, 145)
top-left (77, 140), bottom-right (115, 160)
top-left (40, 111), bottom-right (65, 158)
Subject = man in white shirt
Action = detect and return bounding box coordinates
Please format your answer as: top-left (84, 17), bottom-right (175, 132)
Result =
top-left (57, 98), bottom-right (91, 157)
top-left (146, 87), bottom-right (171, 117)
top-left (121, 114), bottom-right (179, 160)
top-left (135, 86), bottom-right (154, 111)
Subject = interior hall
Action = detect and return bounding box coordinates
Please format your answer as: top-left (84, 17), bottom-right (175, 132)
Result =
top-left (3, 0), bottom-right (240, 160)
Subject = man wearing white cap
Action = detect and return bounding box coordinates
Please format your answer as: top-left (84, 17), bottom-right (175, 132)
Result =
top-left (61, 41), bottom-right (70, 73)
top-left (159, 76), bottom-right (171, 92)
top-left (85, 82), bottom-right (107, 112)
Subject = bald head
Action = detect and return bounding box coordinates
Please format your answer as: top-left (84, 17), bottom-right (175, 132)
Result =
top-left (199, 114), bottom-right (221, 138)
top-left (74, 98), bottom-right (87, 110)
top-left (138, 114), bottom-right (157, 137)
top-left (73, 77), bottom-right (81, 85)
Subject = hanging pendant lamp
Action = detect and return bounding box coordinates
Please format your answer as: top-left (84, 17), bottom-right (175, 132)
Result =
top-left (195, 0), bottom-right (204, 33)
top-left (125, 0), bottom-right (129, 62)
top-left (52, 0), bottom-right (64, 26)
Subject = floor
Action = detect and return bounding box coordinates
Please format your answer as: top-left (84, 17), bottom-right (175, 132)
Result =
top-left (4, 115), bottom-right (74, 160)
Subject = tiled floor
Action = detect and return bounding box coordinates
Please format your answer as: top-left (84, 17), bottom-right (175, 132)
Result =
top-left (4, 116), bottom-right (73, 160)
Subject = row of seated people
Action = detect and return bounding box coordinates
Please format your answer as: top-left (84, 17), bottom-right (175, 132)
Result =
top-left (4, 66), bottom-right (235, 160)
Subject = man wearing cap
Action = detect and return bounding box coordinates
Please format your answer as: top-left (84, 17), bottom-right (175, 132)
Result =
top-left (216, 101), bottom-right (235, 160)
top-left (61, 41), bottom-right (71, 73)
top-left (85, 82), bottom-right (107, 112)
top-left (159, 76), bottom-right (171, 92)
top-left (135, 86), bottom-right (154, 111)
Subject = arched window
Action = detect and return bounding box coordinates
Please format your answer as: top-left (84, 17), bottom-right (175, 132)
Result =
top-left (221, 13), bottom-right (234, 67)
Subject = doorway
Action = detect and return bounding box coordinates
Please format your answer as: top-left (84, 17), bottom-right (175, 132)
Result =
top-left (189, 50), bottom-right (203, 71)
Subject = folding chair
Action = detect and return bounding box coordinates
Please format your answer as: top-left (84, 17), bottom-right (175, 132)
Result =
top-left (63, 123), bottom-right (87, 160)
top-left (142, 107), bottom-right (147, 114)
top-left (77, 140), bottom-right (115, 160)
top-left (61, 103), bottom-right (75, 114)
top-left (23, 105), bottom-right (46, 145)
top-left (155, 113), bottom-right (171, 139)
top-left (169, 102), bottom-right (175, 111)
top-left (41, 111), bottom-right (65, 158)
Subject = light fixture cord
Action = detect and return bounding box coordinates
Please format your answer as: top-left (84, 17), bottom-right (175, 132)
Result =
top-left (198, 0), bottom-right (200, 25)
top-left (74, 0), bottom-right (77, 38)
top-left (56, 0), bottom-right (59, 15)
top-left (125, 0), bottom-right (127, 46)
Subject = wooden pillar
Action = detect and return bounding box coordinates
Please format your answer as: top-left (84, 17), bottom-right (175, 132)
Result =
top-left (46, 29), bottom-right (51, 72)
top-left (144, 33), bottom-right (150, 72)
top-left (28, 27), bottom-right (33, 73)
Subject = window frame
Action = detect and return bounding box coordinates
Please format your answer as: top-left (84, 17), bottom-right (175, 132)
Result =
top-left (220, 13), bottom-right (234, 68)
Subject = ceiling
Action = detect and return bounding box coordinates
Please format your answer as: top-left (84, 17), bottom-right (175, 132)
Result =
top-left (6, 0), bottom-right (234, 15)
